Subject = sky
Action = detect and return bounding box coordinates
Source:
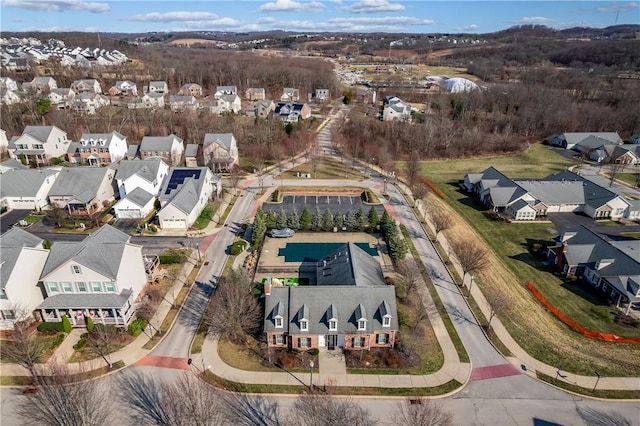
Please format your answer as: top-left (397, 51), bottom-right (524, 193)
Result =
top-left (0, 0), bottom-right (639, 34)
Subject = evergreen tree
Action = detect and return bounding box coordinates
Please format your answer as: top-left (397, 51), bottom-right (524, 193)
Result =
top-left (388, 233), bottom-right (408, 260)
top-left (368, 206), bottom-right (380, 230)
top-left (311, 206), bottom-right (322, 231)
top-left (288, 208), bottom-right (300, 230)
top-left (345, 211), bottom-right (357, 231)
top-left (356, 206), bottom-right (368, 230)
top-left (322, 208), bottom-right (334, 231)
top-left (335, 213), bottom-right (344, 230)
top-left (276, 207), bottom-right (288, 229)
top-left (300, 206), bottom-right (312, 230)
top-left (251, 209), bottom-right (267, 249)
top-left (265, 211), bottom-right (278, 229)
top-left (61, 315), bottom-right (72, 333)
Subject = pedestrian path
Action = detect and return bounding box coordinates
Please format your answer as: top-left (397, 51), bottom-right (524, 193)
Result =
top-left (318, 348), bottom-right (347, 378)
top-left (49, 328), bottom-right (84, 362)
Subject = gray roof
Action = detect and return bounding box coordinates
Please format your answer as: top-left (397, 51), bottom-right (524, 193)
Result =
top-left (158, 167), bottom-right (209, 214)
top-left (38, 289), bottom-right (132, 309)
top-left (121, 187), bottom-right (154, 207)
top-left (514, 180), bottom-right (586, 205)
top-left (0, 158), bottom-right (27, 171)
top-left (488, 186), bottom-right (527, 208)
top-left (40, 225), bottom-right (130, 280)
top-left (169, 95), bottom-right (196, 104)
top-left (563, 132), bottom-right (622, 146)
top-left (185, 144), bottom-right (199, 157)
top-left (149, 81), bottom-right (167, 89)
top-left (203, 133), bottom-right (235, 151)
top-left (0, 227), bottom-right (43, 248)
top-left (264, 285), bottom-right (398, 335)
top-left (18, 126), bottom-right (64, 143)
top-left (115, 158), bottom-right (165, 183)
top-left (140, 134), bottom-right (183, 152)
top-left (47, 166), bottom-right (113, 202)
top-left (316, 242), bottom-right (386, 286)
top-left (545, 170), bottom-right (623, 209)
top-left (79, 131), bottom-right (125, 147)
top-left (126, 144), bottom-right (139, 159)
top-left (0, 168), bottom-right (58, 197)
top-left (575, 135), bottom-right (621, 151)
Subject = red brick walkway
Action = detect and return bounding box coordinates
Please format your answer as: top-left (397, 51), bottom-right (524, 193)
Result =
top-left (470, 363), bottom-right (521, 381)
top-left (199, 232), bottom-right (219, 252)
top-left (135, 355), bottom-right (190, 370)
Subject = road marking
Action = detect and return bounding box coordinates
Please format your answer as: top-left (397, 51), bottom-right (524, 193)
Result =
top-left (470, 364), bottom-right (521, 381)
top-left (135, 355), bottom-right (190, 370)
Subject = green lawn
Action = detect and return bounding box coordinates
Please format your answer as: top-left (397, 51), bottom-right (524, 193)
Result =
top-left (192, 201), bottom-right (222, 230)
top-left (611, 173), bottom-right (639, 188)
top-left (282, 158), bottom-right (364, 180)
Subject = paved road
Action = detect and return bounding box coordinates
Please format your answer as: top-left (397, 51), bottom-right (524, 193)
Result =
top-left (0, 209), bottom-right (31, 233)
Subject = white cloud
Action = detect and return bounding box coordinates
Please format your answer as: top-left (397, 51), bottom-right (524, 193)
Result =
top-left (342, 0), bottom-right (405, 13)
top-left (518, 16), bottom-right (554, 24)
top-left (262, 15), bottom-right (433, 31)
top-left (259, 0), bottom-right (325, 12)
top-left (457, 24), bottom-right (479, 31)
top-left (2, 0), bottom-right (109, 13)
top-left (328, 16), bottom-right (433, 25)
top-left (127, 12), bottom-right (220, 23)
top-left (596, 2), bottom-right (639, 13)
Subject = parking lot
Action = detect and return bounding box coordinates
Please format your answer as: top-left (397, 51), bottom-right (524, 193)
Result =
top-left (262, 195), bottom-right (385, 216)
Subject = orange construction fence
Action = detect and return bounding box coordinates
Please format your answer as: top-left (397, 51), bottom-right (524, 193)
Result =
top-left (527, 281), bottom-right (640, 344)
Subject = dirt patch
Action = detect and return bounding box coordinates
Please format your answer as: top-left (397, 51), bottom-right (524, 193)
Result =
top-left (345, 348), bottom-right (413, 370)
top-left (166, 38), bottom-right (222, 46)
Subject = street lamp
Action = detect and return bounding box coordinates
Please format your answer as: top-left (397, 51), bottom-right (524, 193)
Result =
top-left (467, 275), bottom-right (474, 298)
top-left (309, 361), bottom-right (314, 391)
top-left (383, 178), bottom-right (388, 195)
top-left (592, 371), bottom-right (600, 393)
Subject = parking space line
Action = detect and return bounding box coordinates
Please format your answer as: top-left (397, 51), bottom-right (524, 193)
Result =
top-left (326, 195), bottom-right (330, 204)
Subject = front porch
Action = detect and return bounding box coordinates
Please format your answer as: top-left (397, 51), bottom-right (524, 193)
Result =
top-left (37, 290), bottom-right (135, 327)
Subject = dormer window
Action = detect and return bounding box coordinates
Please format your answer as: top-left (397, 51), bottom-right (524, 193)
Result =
top-left (329, 320), bottom-right (337, 331)
top-left (275, 317), bottom-right (283, 328)
top-left (383, 316), bottom-right (391, 327)
top-left (358, 319), bottom-right (367, 331)
top-left (300, 320), bottom-right (308, 332)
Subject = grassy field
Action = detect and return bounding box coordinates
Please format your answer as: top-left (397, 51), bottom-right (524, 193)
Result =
top-left (280, 158), bottom-right (364, 180)
top-left (217, 338), bottom-right (281, 372)
top-left (192, 200), bottom-right (222, 230)
top-left (613, 173), bottom-right (639, 188)
top-left (412, 144), bottom-right (640, 377)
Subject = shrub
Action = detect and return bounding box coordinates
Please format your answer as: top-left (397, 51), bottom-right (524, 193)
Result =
top-left (86, 316), bottom-right (95, 333)
top-left (128, 318), bottom-right (146, 336)
top-left (37, 322), bottom-right (65, 333)
top-left (271, 189), bottom-right (279, 202)
top-left (309, 348), bottom-right (320, 356)
top-left (73, 334), bottom-right (88, 350)
top-left (61, 315), bottom-right (72, 333)
top-left (148, 224), bottom-right (158, 233)
top-left (230, 240), bottom-right (247, 255)
top-left (51, 334), bottom-right (65, 348)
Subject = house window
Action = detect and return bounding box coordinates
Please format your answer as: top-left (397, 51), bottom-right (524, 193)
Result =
top-left (2, 310), bottom-right (15, 320)
top-left (104, 282), bottom-right (115, 292)
top-left (275, 317), bottom-right (283, 328)
top-left (47, 282), bottom-right (59, 293)
top-left (329, 320), bottom-right (337, 331)
top-left (0, 288), bottom-right (6, 299)
top-left (300, 320), bottom-right (308, 332)
top-left (273, 334), bottom-right (285, 345)
top-left (76, 282), bottom-right (87, 292)
top-left (72, 265), bottom-right (82, 274)
top-left (90, 282), bottom-right (102, 292)
top-left (61, 282), bottom-right (73, 292)
top-left (353, 336), bottom-right (365, 348)
top-left (376, 334), bottom-right (389, 344)
top-left (383, 317), bottom-right (391, 327)
top-left (357, 319), bottom-right (366, 331)
top-left (299, 337), bottom-right (311, 348)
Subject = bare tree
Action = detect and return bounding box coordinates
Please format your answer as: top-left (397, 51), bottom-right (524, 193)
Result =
top-left (19, 361), bottom-right (114, 426)
top-left (429, 209), bottom-right (453, 243)
top-left (118, 370), bottom-right (175, 426)
top-left (46, 205), bottom-right (68, 228)
top-left (392, 398), bottom-right (453, 426)
top-left (221, 392), bottom-right (283, 426)
top-left (606, 160), bottom-right (626, 187)
top-left (2, 305), bottom-right (47, 376)
top-left (450, 240), bottom-right (489, 287)
top-left (86, 324), bottom-right (120, 368)
top-left (228, 166), bottom-right (243, 197)
top-left (405, 152), bottom-right (421, 188)
top-left (485, 290), bottom-right (511, 330)
top-left (206, 268), bottom-right (262, 345)
top-left (290, 391), bottom-right (377, 426)
top-left (399, 259), bottom-right (422, 298)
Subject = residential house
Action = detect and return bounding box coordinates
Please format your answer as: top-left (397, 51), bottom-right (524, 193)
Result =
top-left (157, 167), bottom-right (218, 229)
top-left (8, 125), bottom-right (70, 166)
top-left (113, 187), bottom-right (156, 219)
top-left (590, 144), bottom-right (640, 165)
top-left (108, 80), bottom-right (138, 96)
top-left (210, 94), bottom-right (241, 115)
top-left (0, 158), bottom-right (27, 175)
top-left (71, 79), bottom-right (102, 94)
top-left (177, 83), bottom-right (203, 98)
top-left (66, 131), bottom-right (127, 166)
top-left (355, 88), bottom-right (376, 104)
top-left (72, 92), bottom-right (110, 115)
top-left (274, 102), bottom-right (311, 123)
top-left (169, 95), bottom-right (198, 112)
top-left (114, 158), bottom-right (169, 198)
top-left (0, 228), bottom-right (49, 329)
top-left (629, 135), bottom-right (640, 145)
top-left (184, 144), bottom-right (200, 167)
top-left (280, 88), bottom-right (300, 102)
top-left (146, 81), bottom-right (168, 95)
top-left (0, 129), bottom-right (7, 152)
top-left (139, 134), bottom-right (184, 165)
top-left (463, 167), bottom-right (631, 220)
top-left (625, 200), bottom-right (640, 221)
top-left (0, 77), bottom-right (19, 92)
top-left (382, 96), bottom-right (411, 121)
top-left (265, 243), bottom-right (398, 351)
top-left (47, 166), bottom-right (116, 216)
top-left (245, 87), bottom-right (266, 101)
top-left (48, 88), bottom-right (76, 109)
top-left (127, 92), bottom-right (165, 109)
top-left (245, 99), bottom-right (275, 119)
top-left (27, 76), bottom-right (57, 92)
top-left (215, 85), bottom-right (237, 98)
top-left (202, 133), bottom-right (239, 172)
top-left (0, 168), bottom-right (59, 211)
top-left (547, 132), bottom-right (623, 150)
top-left (0, 89), bottom-right (21, 105)
top-left (308, 88), bottom-right (330, 103)
top-left (38, 225), bottom-right (148, 327)
top-left (547, 226), bottom-right (640, 314)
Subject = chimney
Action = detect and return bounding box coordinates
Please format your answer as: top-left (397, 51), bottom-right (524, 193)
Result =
top-left (264, 278), bottom-right (271, 296)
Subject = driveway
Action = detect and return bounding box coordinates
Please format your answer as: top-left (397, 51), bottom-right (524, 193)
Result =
top-left (0, 209), bottom-right (31, 233)
top-left (547, 212), bottom-right (640, 237)
top-left (261, 194), bottom-right (385, 216)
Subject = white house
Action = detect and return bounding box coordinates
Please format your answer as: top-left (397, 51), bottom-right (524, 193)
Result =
top-left (169, 95), bottom-right (198, 112)
top-left (0, 77), bottom-right (19, 92)
top-left (139, 134), bottom-right (184, 166)
top-left (0, 228), bottom-right (49, 329)
top-left (281, 88), bottom-right (300, 102)
top-left (127, 92), bottom-right (165, 109)
top-left (8, 125), bottom-right (70, 166)
top-left (382, 96), bottom-right (411, 121)
top-left (0, 168), bottom-right (59, 211)
top-left (67, 131), bottom-right (128, 166)
top-left (71, 78), bottom-right (102, 94)
top-left (215, 85), bottom-right (237, 98)
top-left (157, 167), bottom-right (216, 229)
top-left (28, 76), bottom-right (58, 92)
top-left (48, 88), bottom-right (76, 109)
top-left (108, 80), bottom-right (138, 96)
top-left (72, 92), bottom-right (110, 114)
top-left (113, 187), bottom-right (156, 219)
top-left (115, 158), bottom-right (169, 199)
top-left (147, 81), bottom-right (168, 95)
top-left (210, 94), bottom-right (241, 115)
top-left (0, 89), bottom-right (21, 105)
top-left (38, 225), bottom-right (148, 327)
top-left (202, 133), bottom-right (239, 172)
top-left (47, 166), bottom-right (116, 216)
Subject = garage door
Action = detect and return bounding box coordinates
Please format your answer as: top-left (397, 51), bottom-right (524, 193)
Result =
top-left (161, 218), bottom-right (187, 229)
top-left (115, 209), bottom-right (142, 219)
